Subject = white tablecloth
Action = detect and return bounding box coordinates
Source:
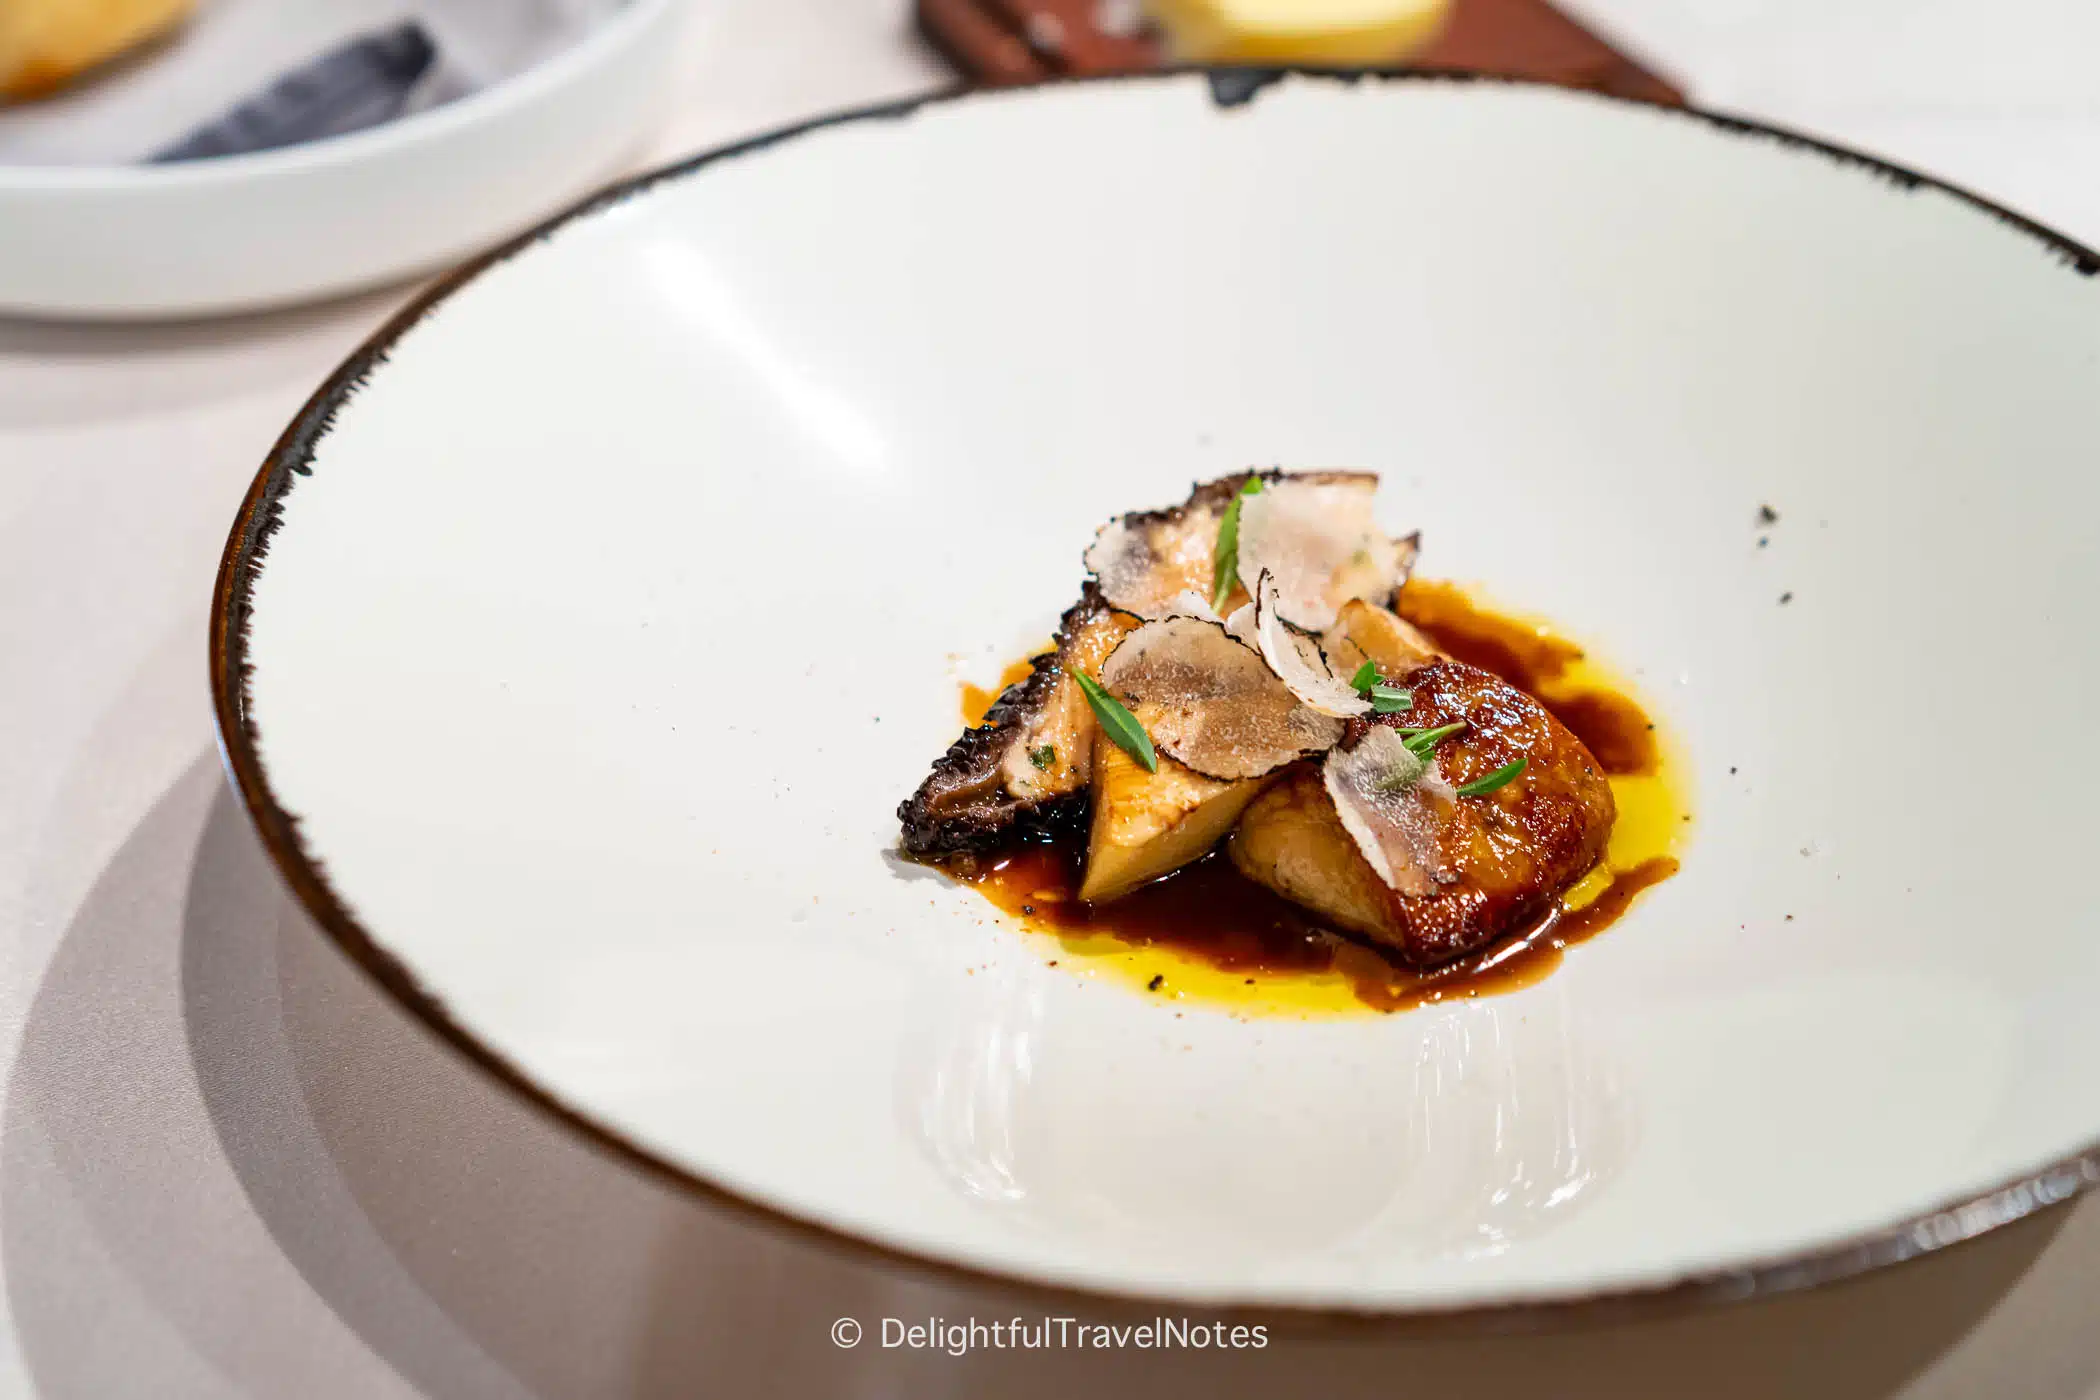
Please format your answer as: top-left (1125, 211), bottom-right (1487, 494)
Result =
top-left (4, 2), bottom-right (2097, 1395)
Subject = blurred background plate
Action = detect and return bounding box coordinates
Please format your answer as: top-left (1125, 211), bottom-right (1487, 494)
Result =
top-left (0, 0), bottom-right (688, 320)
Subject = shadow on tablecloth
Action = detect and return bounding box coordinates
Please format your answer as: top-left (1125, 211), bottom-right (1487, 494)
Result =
top-left (6, 757), bottom-right (2100, 1398)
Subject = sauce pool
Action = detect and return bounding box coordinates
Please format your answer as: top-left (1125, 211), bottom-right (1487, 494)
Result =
top-left (960, 655), bottom-right (1040, 728)
top-left (947, 580), bottom-right (1689, 1017)
top-left (1397, 579), bottom-right (1660, 778)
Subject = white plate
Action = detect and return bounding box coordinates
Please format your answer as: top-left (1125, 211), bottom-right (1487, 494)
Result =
top-left (212, 72), bottom-right (2100, 1317)
top-left (0, 0), bottom-right (686, 319)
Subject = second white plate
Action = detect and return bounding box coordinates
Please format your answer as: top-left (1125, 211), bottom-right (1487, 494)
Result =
top-left (0, 0), bottom-right (686, 318)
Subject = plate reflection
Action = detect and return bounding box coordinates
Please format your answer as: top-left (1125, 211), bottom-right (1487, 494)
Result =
top-left (902, 962), bottom-right (1636, 1279)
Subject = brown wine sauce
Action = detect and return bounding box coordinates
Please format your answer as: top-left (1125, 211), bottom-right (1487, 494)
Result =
top-left (947, 580), bottom-right (1689, 1017)
top-left (959, 655), bottom-right (1040, 728)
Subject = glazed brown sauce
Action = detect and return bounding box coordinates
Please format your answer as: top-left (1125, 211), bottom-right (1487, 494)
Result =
top-left (946, 581), bottom-right (1688, 1016)
top-left (961, 845), bottom-right (1682, 1014)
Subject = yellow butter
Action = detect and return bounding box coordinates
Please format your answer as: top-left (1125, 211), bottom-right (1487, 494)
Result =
top-left (1147, 0), bottom-right (1452, 64)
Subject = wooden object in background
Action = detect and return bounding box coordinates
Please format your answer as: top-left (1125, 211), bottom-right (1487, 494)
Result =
top-left (915, 0), bottom-right (1685, 105)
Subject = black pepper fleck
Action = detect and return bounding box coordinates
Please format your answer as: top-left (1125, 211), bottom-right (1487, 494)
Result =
top-left (1779, 592), bottom-right (1793, 605)
top-left (1729, 766), bottom-right (1738, 775)
top-left (1020, 904), bottom-right (1035, 916)
top-left (1757, 504), bottom-right (1780, 525)
top-left (1147, 974), bottom-right (1165, 992)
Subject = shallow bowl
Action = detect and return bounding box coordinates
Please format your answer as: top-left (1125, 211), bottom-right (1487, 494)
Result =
top-left (214, 71), bottom-right (2100, 1317)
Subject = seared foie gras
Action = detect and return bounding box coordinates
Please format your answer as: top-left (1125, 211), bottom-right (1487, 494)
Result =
top-left (897, 588), bottom-right (1134, 855)
top-left (1229, 660), bottom-right (1615, 967)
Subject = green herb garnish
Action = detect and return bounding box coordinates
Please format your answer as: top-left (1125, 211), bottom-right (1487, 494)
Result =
top-left (1028, 745), bottom-right (1057, 771)
top-left (1210, 476), bottom-right (1265, 611)
top-left (1073, 670), bottom-right (1157, 773)
top-left (1455, 758), bottom-right (1527, 797)
top-left (1403, 721), bottom-right (1467, 758)
top-left (1350, 659), bottom-right (1414, 714)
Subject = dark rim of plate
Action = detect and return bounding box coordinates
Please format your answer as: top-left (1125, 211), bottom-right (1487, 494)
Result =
top-left (208, 67), bottom-right (2100, 1332)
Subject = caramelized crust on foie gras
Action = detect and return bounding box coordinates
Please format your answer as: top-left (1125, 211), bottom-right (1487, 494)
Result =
top-left (1230, 660), bottom-right (1615, 967)
top-left (897, 587), bottom-right (1135, 856)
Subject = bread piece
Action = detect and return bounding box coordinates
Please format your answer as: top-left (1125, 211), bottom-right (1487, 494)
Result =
top-left (1, 0), bottom-right (196, 103)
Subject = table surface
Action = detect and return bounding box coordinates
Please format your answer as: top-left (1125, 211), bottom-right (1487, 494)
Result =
top-left (5, 2), bottom-right (2099, 1395)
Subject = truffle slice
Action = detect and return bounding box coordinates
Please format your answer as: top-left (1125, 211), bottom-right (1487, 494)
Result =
top-left (1084, 469), bottom-right (1408, 621)
top-left (1237, 475), bottom-right (1417, 631)
top-left (1321, 724), bottom-right (1451, 898)
top-left (1083, 475), bottom-right (1250, 619)
top-left (1247, 569), bottom-right (1370, 718)
top-left (1098, 615), bottom-right (1344, 781)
